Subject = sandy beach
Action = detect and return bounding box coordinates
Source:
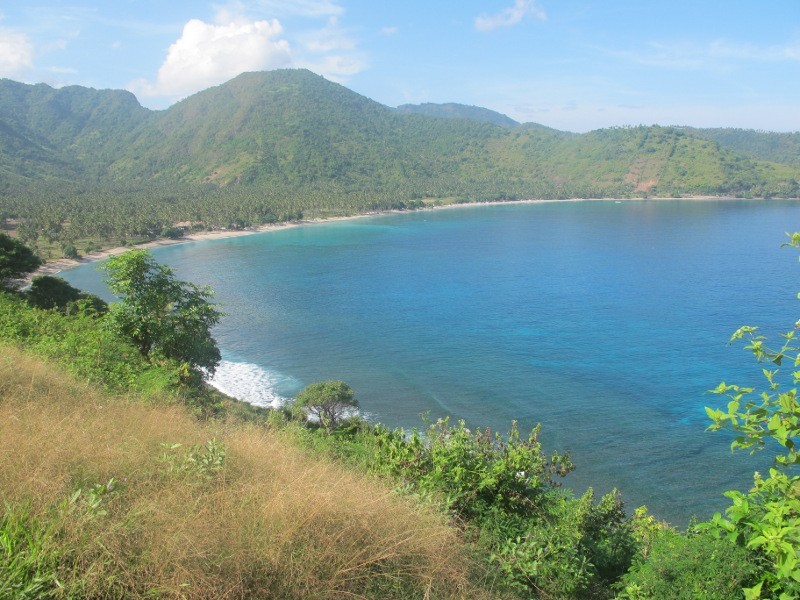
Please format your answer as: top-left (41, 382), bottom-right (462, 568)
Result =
top-left (30, 221), bottom-right (300, 280)
top-left (27, 195), bottom-right (744, 282)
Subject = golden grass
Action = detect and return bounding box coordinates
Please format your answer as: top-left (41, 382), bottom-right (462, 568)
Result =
top-left (0, 346), bottom-right (496, 598)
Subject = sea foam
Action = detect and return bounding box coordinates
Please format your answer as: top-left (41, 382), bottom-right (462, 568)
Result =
top-left (208, 360), bottom-right (294, 408)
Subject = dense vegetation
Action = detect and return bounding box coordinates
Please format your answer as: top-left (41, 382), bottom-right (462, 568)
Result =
top-left (1, 69), bottom-right (798, 260)
top-left (2, 237), bottom-right (798, 597)
top-left (678, 127), bottom-right (800, 166)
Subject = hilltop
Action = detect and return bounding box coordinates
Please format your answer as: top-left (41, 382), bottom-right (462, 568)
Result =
top-left (395, 102), bottom-right (520, 127)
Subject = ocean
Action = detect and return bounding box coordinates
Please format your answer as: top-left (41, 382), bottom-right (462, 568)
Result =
top-left (62, 199), bottom-right (800, 525)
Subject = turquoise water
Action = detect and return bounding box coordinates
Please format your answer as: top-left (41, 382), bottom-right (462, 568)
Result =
top-left (63, 199), bottom-right (800, 525)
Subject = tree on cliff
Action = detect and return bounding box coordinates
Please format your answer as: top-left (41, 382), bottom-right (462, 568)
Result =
top-left (294, 380), bottom-right (358, 433)
top-left (101, 249), bottom-right (222, 376)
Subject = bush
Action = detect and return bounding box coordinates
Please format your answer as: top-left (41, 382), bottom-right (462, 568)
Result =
top-left (363, 418), bottom-right (640, 597)
top-left (704, 232), bottom-right (800, 597)
top-left (61, 243), bottom-right (78, 259)
top-left (618, 529), bottom-right (759, 599)
top-left (0, 291), bottom-right (178, 397)
top-left (26, 276), bottom-right (107, 315)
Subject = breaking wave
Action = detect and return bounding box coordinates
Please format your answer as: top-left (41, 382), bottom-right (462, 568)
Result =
top-left (208, 359), bottom-right (296, 408)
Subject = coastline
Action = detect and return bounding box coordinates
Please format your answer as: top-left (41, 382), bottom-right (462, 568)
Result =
top-left (28, 195), bottom-right (766, 281)
top-left (28, 200), bottom-right (520, 280)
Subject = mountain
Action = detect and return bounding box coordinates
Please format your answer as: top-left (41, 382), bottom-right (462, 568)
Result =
top-left (114, 70), bottom-right (508, 189)
top-left (395, 102), bottom-right (519, 127)
top-left (0, 79), bottom-right (150, 185)
top-left (1, 70), bottom-right (798, 196)
top-left (0, 69), bottom-right (798, 247)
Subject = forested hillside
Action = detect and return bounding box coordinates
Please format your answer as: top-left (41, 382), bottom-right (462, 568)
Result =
top-left (678, 127), bottom-right (800, 166)
top-left (1, 69), bottom-right (798, 257)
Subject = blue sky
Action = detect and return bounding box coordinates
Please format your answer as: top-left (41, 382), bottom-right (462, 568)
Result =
top-left (1, 0), bottom-right (798, 132)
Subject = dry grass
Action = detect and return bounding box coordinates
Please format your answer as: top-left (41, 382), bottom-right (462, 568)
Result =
top-left (0, 346), bottom-right (496, 599)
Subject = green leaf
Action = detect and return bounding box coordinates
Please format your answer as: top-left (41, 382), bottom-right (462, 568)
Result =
top-left (742, 581), bottom-right (763, 600)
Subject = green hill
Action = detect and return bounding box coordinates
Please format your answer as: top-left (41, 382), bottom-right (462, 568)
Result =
top-left (0, 79), bottom-right (149, 185)
top-left (0, 69), bottom-right (798, 253)
top-left (1, 69), bottom-right (798, 197)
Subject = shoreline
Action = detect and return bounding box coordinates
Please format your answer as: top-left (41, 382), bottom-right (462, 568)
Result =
top-left (29, 195), bottom-right (779, 280)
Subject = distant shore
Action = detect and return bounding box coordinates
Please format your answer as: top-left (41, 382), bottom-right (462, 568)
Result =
top-left (28, 195), bottom-right (770, 281)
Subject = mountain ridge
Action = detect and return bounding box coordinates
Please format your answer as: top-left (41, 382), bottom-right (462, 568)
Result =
top-left (395, 102), bottom-right (519, 127)
top-left (1, 69), bottom-right (798, 195)
top-left (1, 69), bottom-right (798, 251)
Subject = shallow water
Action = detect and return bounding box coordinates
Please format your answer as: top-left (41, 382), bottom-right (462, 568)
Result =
top-left (63, 199), bottom-right (800, 525)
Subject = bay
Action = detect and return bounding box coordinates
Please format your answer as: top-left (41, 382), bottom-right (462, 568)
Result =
top-left (62, 199), bottom-right (800, 525)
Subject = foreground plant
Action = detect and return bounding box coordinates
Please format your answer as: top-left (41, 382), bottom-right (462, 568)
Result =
top-left (705, 232), bottom-right (800, 599)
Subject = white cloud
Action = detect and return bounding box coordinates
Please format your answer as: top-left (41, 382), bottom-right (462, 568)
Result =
top-left (303, 16), bottom-right (354, 52)
top-left (381, 26), bottom-right (398, 36)
top-left (300, 53), bottom-right (363, 80)
top-left (130, 17), bottom-right (292, 100)
top-left (0, 28), bottom-right (34, 78)
top-left (607, 39), bottom-right (800, 71)
top-left (708, 39), bottom-right (800, 62)
top-left (475, 0), bottom-right (546, 32)
top-left (215, 0), bottom-right (344, 19)
top-left (47, 66), bottom-right (78, 75)
top-left (295, 16), bottom-right (365, 81)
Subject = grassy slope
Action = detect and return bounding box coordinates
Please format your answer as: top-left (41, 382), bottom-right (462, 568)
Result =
top-left (0, 345), bottom-right (498, 599)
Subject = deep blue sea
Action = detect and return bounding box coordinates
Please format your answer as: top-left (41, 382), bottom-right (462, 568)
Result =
top-left (62, 199), bottom-right (800, 525)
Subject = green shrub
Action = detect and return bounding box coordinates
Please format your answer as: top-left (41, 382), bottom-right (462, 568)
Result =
top-left (357, 418), bottom-right (639, 597)
top-left (26, 275), bottom-right (107, 316)
top-left (0, 291), bottom-right (185, 400)
top-left (703, 233), bottom-right (800, 597)
top-left (618, 529), bottom-right (759, 599)
top-left (372, 418), bottom-right (573, 522)
top-left (61, 243), bottom-right (78, 259)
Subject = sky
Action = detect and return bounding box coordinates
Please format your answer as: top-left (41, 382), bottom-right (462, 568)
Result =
top-left (1, 0), bottom-right (799, 133)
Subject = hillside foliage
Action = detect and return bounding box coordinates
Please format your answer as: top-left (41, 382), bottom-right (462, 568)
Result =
top-left (1, 70), bottom-right (798, 259)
